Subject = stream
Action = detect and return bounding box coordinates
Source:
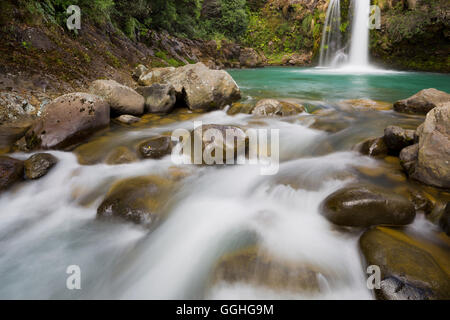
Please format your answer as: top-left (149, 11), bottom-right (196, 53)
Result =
top-left (0, 67), bottom-right (449, 299)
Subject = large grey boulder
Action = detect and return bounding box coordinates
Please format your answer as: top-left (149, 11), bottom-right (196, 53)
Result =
top-left (22, 93), bottom-right (110, 150)
top-left (136, 84), bottom-right (176, 114)
top-left (394, 88), bottom-right (450, 114)
top-left (89, 80), bottom-right (144, 116)
top-left (400, 105), bottom-right (450, 188)
top-left (137, 63), bottom-right (241, 111)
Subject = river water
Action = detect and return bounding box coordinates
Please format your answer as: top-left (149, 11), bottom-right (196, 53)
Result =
top-left (0, 67), bottom-right (449, 299)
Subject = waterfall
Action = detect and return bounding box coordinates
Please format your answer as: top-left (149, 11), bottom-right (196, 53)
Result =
top-left (318, 0), bottom-right (343, 67)
top-left (348, 0), bottom-right (370, 67)
top-left (318, 0), bottom-right (372, 70)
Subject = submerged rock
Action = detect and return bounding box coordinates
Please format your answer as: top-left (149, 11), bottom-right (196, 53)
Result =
top-left (211, 247), bottom-right (329, 293)
top-left (339, 99), bottom-right (392, 111)
top-left (89, 80), bottom-right (144, 116)
top-left (191, 124), bottom-right (247, 164)
top-left (400, 105), bottom-right (450, 188)
top-left (138, 136), bottom-right (173, 159)
top-left (355, 137), bottom-right (388, 157)
top-left (0, 156), bottom-right (23, 191)
top-left (22, 93), bottom-right (110, 150)
top-left (383, 126), bottom-right (415, 155)
top-left (24, 153), bottom-right (57, 179)
top-left (115, 114), bottom-right (141, 125)
top-left (360, 227), bottom-right (450, 300)
top-left (105, 146), bottom-right (138, 165)
top-left (394, 88), bottom-right (450, 114)
top-left (321, 184), bottom-right (416, 227)
top-left (136, 84), bottom-right (176, 114)
top-left (251, 99), bottom-right (305, 117)
top-left (97, 176), bottom-right (173, 227)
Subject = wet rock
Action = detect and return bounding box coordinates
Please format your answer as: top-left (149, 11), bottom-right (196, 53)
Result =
top-left (394, 88), bottom-right (450, 114)
top-left (115, 114), bottom-right (141, 125)
top-left (97, 176), bottom-right (173, 227)
top-left (191, 124), bottom-right (247, 164)
top-left (0, 156), bottom-right (24, 191)
top-left (0, 121), bottom-right (33, 153)
top-left (211, 247), bottom-right (328, 293)
top-left (321, 184), bottom-right (416, 227)
top-left (383, 126), bottom-right (415, 155)
top-left (439, 203), bottom-right (450, 236)
top-left (105, 146), bottom-right (138, 165)
top-left (24, 153), bottom-right (57, 179)
top-left (136, 84), bottom-right (176, 114)
top-left (22, 93), bottom-right (110, 150)
top-left (89, 80), bottom-right (144, 116)
top-left (251, 99), bottom-right (305, 117)
top-left (406, 189), bottom-right (434, 215)
top-left (355, 137), bottom-right (388, 157)
top-left (132, 64), bottom-right (149, 81)
top-left (227, 102), bottom-right (254, 115)
top-left (239, 48), bottom-right (265, 68)
top-left (360, 227), bottom-right (450, 300)
top-left (401, 106), bottom-right (450, 188)
top-left (138, 136), bottom-right (173, 159)
top-left (339, 99), bottom-right (392, 111)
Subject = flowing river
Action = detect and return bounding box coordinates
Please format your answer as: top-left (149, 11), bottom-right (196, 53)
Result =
top-left (0, 67), bottom-right (449, 299)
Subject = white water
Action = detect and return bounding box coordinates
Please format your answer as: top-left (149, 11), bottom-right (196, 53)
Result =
top-left (0, 111), bottom-right (377, 299)
top-left (318, 0), bottom-right (373, 71)
top-left (319, 0), bottom-right (343, 67)
top-left (348, 0), bottom-right (370, 67)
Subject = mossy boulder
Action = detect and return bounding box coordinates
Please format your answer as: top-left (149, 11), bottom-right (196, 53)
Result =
top-left (138, 136), bottom-right (173, 159)
top-left (97, 176), bottom-right (173, 227)
top-left (360, 227), bottom-right (450, 300)
top-left (24, 153), bottom-right (57, 180)
top-left (251, 99), bottom-right (305, 117)
top-left (321, 184), bottom-right (416, 227)
top-left (211, 247), bottom-right (329, 293)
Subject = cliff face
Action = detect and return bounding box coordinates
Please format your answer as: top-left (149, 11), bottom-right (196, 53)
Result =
top-left (370, 0), bottom-right (450, 72)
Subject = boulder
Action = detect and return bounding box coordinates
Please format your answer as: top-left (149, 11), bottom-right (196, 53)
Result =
top-left (24, 153), bottom-right (57, 179)
top-left (115, 114), bottom-right (141, 125)
top-left (0, 156), bottom-right (24, 191)
top-left (138, 136), bottom-right (173, 159)
top-left (321, 184), bottom-right (416, 227)
top-left (251, 99), bottom-right (305, 117)
top-left (105, 146), bottom-right (138, 165)
top-left (97, 176), bottom-right (173, 227)
top-left (400, 105), bottom-right (450, 188)
top-left (136, 84), bottom-right (176, 114)
top-left (360, 227), bottom-right (450, 300)
top-left (239, 48), bottom-right (264, 68)
top-left (211, 247), bottom-right (328, 293)
top-left (137, 67), bottom-right (176, 86)
top-left (394, 88), bottom-right (450, 114)
top-left (354, 137), bottom-right (388, 157)
top-left (22, 93), bottom-right (110, 150)
top-left (191, 124), bottom-right (247, 164)
top-left (383, 126), bottom-right (415, 155)
top-left (89, 80), bottom-right (144, 116)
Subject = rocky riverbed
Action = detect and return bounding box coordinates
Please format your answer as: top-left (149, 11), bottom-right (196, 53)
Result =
top-left (0, 64), bottom-right (449, 300)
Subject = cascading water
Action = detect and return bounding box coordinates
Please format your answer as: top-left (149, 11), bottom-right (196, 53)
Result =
top-left (348, 0), bottom-right (371, 67)
top-left (318, 0), bottom-right (372, 70)
top-left (318, 0), bottom-right (344, 67)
